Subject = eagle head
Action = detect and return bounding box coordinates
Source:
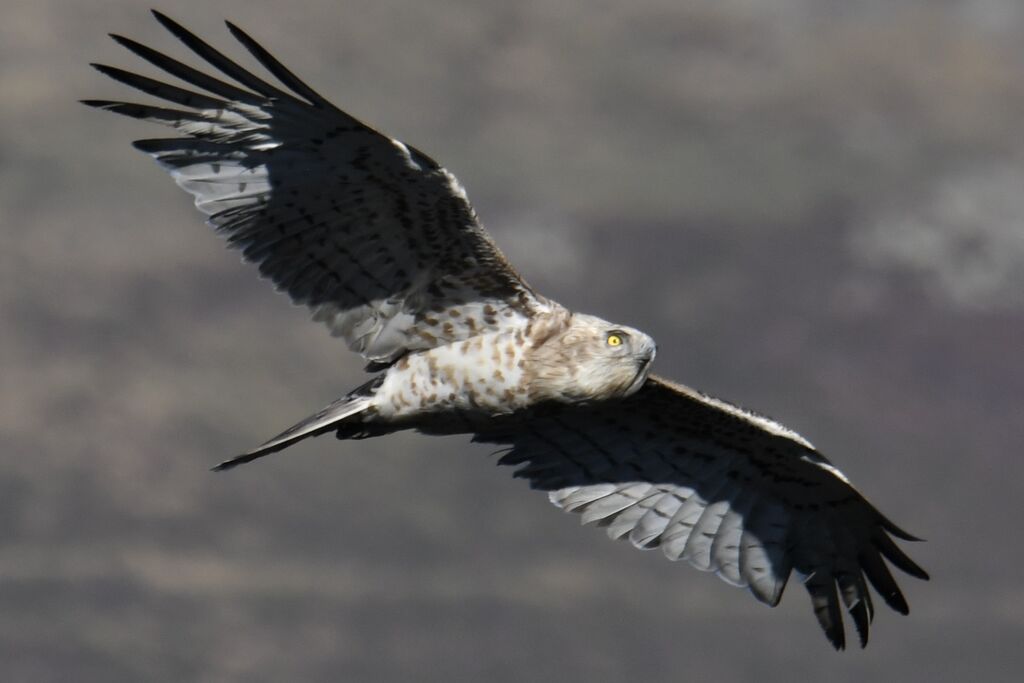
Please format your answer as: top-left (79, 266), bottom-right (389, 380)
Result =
top-left (528, 313), bottom-right (656, 403)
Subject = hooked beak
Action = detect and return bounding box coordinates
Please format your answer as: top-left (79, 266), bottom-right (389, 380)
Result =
top-left (627, 346), bottom-right (656, 395)
top-left (638, 340), bottom-right (657, 372)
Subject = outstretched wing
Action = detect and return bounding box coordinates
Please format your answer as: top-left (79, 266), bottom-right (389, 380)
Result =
top-left (85, 11), bottom-right (550, 365)
top-left (470, 376), bottom-right (928, 650)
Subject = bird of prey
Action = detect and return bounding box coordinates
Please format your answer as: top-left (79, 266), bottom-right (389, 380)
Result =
top-left (85, 11), bottom-right (928, 650)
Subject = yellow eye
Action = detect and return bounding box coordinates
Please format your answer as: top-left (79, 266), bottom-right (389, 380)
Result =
top-left (606, 333), bottom-right (623, 347)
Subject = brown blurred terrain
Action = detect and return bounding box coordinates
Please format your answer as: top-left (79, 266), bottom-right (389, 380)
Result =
top-left (3, 1), bottom-right (1024, 681)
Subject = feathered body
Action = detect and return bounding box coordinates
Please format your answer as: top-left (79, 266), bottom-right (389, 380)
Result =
top-left (86, 12), bottom-right (927, 651)
top-left (375, 310), bottom-right (655, 416)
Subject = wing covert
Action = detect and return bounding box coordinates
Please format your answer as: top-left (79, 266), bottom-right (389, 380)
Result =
top-left (471, 375), bottom-right (928, 649)
top-left (85, 11), bottom-right (548, 364)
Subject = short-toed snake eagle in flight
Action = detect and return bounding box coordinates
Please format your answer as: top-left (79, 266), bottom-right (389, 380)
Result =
top-left (85, 11), bottom-right (928, 650)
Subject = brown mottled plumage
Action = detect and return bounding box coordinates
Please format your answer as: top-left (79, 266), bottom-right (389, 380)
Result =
top-left (85, 11), bottom-right (927, 650)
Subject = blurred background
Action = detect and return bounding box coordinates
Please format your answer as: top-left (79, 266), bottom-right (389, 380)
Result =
top-left (3, 0), bottom-right (1023, 680)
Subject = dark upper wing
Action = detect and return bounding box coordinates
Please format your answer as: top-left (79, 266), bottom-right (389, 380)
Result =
top-left (85, 11), bottom-right (550, 365)
top-left (469, 375), bottom-right (928, 650)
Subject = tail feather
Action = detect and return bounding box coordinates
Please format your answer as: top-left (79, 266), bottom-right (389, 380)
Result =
top-left (212, 392), bottom-right (373, 471)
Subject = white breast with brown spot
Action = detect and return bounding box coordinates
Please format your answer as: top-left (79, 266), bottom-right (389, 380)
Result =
top-left (371, 325), bottom-right (534, 419)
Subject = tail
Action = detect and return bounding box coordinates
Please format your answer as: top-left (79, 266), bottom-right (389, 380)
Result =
top-left (212, 379), bottom-right (379, 471)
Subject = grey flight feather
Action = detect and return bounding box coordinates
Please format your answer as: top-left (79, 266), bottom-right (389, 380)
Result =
top-left (85, 10), bottom-right (547, 367)
top-left (466, 376), bottom-right (928, 649)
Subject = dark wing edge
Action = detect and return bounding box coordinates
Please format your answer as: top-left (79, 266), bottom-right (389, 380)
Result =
top-left (470, 375), bottom-right (928, 650)
top-left (84, 11), bottom-right (548, 364)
